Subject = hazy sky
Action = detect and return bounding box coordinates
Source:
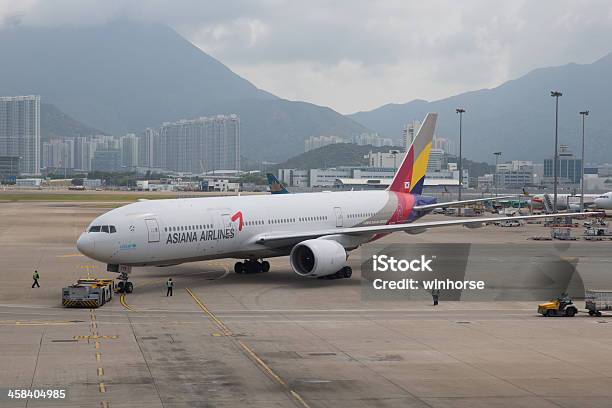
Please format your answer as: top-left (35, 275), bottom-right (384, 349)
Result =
top-left (3, 0), bottom-right (612, 114)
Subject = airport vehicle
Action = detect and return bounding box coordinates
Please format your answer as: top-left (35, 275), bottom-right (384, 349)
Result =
top-left (538, 296), bottom-right (578, 317)
top-left (584, 226), bottom-right (612, 240)
top-left (62, 278), bottom-right (114, 308)
top-left (76, 113), bottom-right (597, 290)
top-left (497, 219), bottom-right (522, 227)
top-left (551, 227), bottom-right (576, 240)
top-left (585, 290), bottom-right (612, 316)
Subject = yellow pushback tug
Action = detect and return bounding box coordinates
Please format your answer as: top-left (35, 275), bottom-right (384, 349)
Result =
top-left (62, 278), bottom-right (115, 308)
top-left (538, 294), bottom-right (578, 317)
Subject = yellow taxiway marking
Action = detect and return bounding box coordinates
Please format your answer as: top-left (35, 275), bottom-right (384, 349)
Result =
top-left (57, 253), bottom-right (85, 258)
top-left (238, 340), bottom-right (288, 387)
top-left (101, 402), bottom-right (110, 408)
top-left (119, 295), bottom-right (136, 312)
top-left (99, 383), bottom-right (106, 393)
top-left (186, 288), bottom-right (311, 408)
top-left (96, 352), bottom-right (102, 362)
top-left (97, 367), bottom-right (104, 377)
top-left (74, 335), bottom-right (118, 341)
top-left (186, 288), bottom-right (232, 336)
top-left (95, 341), bottom-right (100, 349)
top-left (9, 321), bottom-right (74, 326)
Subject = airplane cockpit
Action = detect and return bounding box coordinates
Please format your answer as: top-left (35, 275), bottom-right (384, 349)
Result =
top-left (88, 225), bottom-right (118, 233)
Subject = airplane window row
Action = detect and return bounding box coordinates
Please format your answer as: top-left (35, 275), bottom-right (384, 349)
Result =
top-left (89, 225), bottom-right (117, 233)
top-left (348, 212), bottom-right (374, 219)
top-left (299, 216), bottom-right (327, 222)
top-left (244, 216), bottom-right (329, 227)
top-left (164, 224), bottom-right (213, 232)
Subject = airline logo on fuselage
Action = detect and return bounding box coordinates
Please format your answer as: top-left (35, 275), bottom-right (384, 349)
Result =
top-left (231, 211), bottom-right (244, 231)
top-left (165, 228), bottom-right (235, 245)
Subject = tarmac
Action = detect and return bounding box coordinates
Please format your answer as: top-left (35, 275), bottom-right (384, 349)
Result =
top-left (3, 200), bottom-right (612, 407)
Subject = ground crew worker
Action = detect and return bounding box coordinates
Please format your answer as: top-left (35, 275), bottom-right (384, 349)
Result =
top-left (32, 270), bottom-right (40, 288)
top-left (166, 278), bottom-right (173, 296)
top-left (431, 288), bottom-right (440, 306)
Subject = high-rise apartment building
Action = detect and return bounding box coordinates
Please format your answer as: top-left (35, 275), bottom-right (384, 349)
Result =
top-left (138, 128), bottom-right (161, 169)
top-left (42, 139), bottom-right (74, 170)
top-left (160, 114), bottom-right (240, 173)
top-left (120, 133), bottom-right (139, 168)
top-left (0, 95), bottom-right (40, 175)
top-left (403, 120), bottom-right (421, 151)
top-left (305, 135), bottom-right (347, 152)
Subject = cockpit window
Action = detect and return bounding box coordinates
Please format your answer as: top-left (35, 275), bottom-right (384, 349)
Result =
top-left (110, 226), bottom-right (116, 233)
top-left (101, 226), bottom-right (109, 233)
top-left (89, 226), bottom-right (101, 232)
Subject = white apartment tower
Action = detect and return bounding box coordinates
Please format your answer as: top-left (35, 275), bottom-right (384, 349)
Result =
top-left (0, 95), bottom-right (41, 175)
top-left (160, 114), bottom-right (240, 173)
top-left (403, 120), bottom-right (421, 152)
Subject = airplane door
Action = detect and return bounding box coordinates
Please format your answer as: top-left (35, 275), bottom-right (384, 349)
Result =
top-left (145, 218), bottom-right (160, 243)
top-left (334, 207), bottom-right (343, 227)
top-left (204, 210), bottom-right (235, 254)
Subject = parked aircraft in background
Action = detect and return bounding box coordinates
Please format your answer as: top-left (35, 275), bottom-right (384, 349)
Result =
top-left (531, 193), bottom-right (599, 211)
top-left (594, 192), bottom-right (612, 209)
top-left (266, 173), bottom-right (290, 194)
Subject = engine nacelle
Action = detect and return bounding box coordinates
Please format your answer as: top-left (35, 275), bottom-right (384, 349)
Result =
top-left (290, 239), bottom-right (347, 277)
top-left (464, 222), bottom-right (485, 229)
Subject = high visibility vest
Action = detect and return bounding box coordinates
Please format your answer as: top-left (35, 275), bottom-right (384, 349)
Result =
top-left (166, 281), bottom-right (173, 288)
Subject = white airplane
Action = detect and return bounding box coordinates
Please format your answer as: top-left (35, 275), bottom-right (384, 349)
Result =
top-left (76, 113), bottom-right (587, 292)
top-left (594, 192), bottom-right (612, 209)
top-left (530, 193), bottom-right (600, 211)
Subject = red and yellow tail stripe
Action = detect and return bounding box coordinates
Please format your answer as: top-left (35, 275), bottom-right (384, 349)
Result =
top-left (388, 113), bottom-right (437, 196)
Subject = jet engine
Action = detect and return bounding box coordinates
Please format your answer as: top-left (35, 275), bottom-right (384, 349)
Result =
top-left (290, 239), bottom-right (347, 277)
top-left (464, 222), bottom-right (485, 229)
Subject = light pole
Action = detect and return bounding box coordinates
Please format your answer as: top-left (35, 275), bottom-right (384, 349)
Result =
top-left (456, 108), bottom-right (465, 212)
top-left (493, 151), bottom-right (502, 198)
top-left (551, 91), bottom-right (562, 213)
top-left (579, 110), bottom-right (589, 212)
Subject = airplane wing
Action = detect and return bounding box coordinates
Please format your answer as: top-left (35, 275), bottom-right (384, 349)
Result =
top-left (255, 212), bottom-right (597, 246)
top-left (413, 195), bottom-right (517, 211)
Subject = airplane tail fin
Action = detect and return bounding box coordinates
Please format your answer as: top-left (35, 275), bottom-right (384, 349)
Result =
top-left (267, 173), bottom-right (290, 194)
top-left (388, 113), bottom-right (437, 195)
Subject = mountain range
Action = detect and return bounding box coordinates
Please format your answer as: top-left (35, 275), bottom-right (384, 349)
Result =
top-left (350, 53), bottom-right (612, 164)
top-left (40, 103), bottom-right (104, 141)
top-left (2, 21), bottom-right (612, 164)
top-left (0, 22), bottom-right (367, 161)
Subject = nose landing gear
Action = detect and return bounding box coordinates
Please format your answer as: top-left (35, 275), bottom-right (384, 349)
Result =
top-left (107, 264), bottom-right (134, 293)
top-left (234, 259), bottom-right (270, 274)
top-left (117, 278), bottom-right (133, 293)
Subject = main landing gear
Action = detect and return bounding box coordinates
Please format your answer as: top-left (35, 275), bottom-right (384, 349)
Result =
top-left (234, 259), bottom-right (270, 274)
top-left (318, 266), bottom-right (352, 280)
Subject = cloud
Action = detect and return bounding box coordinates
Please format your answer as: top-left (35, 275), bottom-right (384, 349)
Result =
top-left (2, 0), bottom-right (612, 113)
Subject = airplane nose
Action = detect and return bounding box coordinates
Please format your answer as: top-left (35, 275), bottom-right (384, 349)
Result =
top-left (76, 233), bottom-right (95, 257)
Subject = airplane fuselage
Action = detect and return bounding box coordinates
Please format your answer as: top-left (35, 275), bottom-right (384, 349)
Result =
top-left (77, 190), bottom-right (435, 267)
